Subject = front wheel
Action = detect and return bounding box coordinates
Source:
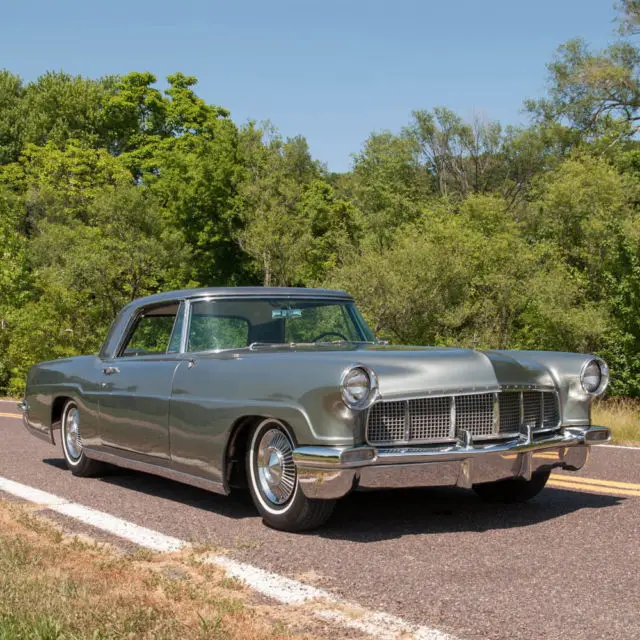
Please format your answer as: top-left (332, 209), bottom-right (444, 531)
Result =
top-left (60, 401), bottom-right (104, 477)
top-left (246, 419), bottom-right (335, 532)
top-left (472, 470), bottom-right (551, 503)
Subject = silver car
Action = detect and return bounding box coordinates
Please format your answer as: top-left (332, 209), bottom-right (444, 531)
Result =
top-left (20, 287), bottom-right (611, 531)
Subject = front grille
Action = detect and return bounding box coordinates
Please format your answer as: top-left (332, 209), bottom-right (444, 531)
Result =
top-left (366, 390), bottom-right (561, 446)
top-left (455, 394), bottom-right (494, 437)
top-left (409, 396), bottom-right (451, 441)
top-left (367, 398), bottom-right (406, 443)
top-left (498, 392), bottom-right (521, 433)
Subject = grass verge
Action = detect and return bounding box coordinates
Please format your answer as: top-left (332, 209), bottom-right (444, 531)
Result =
top-left (0, 501), bottom-right (311, 640)
top-left (592, 398), bottom-right (640, 445)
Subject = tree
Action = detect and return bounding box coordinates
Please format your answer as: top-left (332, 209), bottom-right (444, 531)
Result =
top-left (18, 71), bottom-right (112, 149)
top-left (348, 131), bottom-right (428, 252)
top-left (407, 107), bottom-right (503, 198)
top-left (3, 186), bottom-right (189, 393)
top-left (235, 126), bottom-right (323, 285)
top-left (328, 196), bottom-right (608, 352)
top-left (526, 38), bottom-right (640, 136)
top-left (0, 71), bottom-right (23, 165)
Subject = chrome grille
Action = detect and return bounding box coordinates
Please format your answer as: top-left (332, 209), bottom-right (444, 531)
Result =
top-left (523, 391), bottom-right (542, 429)
top-left (455, 394), bottom-right (494, 437)
top-left (367, 400), bottom-right (406, 444)
top-left (366, 390), bottom-right (561, 446)
top-left (498, 392), bottom-right (521, 434)
top-left (409, 396), bottom-right (452, 441)
top-left (543, 391), bottom-right (560, 428)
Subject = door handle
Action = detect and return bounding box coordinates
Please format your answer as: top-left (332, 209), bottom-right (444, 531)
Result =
top-left (103, 366), bottom-right (120, 375)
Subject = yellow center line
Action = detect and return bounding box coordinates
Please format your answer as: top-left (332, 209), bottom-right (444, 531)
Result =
top-left (0, 412), bottom-right (21, 419)
top-left (548, 478), bottom-right (640, 497)
top-left (550, 473), bottom-right (640, 491)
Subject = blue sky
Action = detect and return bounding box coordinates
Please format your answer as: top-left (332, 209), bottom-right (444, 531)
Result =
top-left (1, 0), bottom-right (618, 172)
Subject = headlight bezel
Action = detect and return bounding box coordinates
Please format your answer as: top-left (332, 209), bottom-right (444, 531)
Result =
top-left (580, 357), bottom-right (609, 396)
top-left (340, 364), bottom-right (379, 409)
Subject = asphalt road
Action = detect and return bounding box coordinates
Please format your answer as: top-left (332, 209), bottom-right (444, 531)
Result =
top-left (1, 399), bottom-right (638, 640)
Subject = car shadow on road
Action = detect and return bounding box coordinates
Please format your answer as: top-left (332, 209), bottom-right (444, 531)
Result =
top-left (42, 457), bottom-right (624, 538)
top-left (317, 485), bottom-right (623, 542)
top-left (42, 458), bottom-right (257, 520)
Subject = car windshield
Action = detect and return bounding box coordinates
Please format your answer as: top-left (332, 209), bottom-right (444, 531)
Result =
top-left (187, 298), bottom-right (376, 352)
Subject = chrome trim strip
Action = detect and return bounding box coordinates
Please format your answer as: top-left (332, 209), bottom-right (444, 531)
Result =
top-left (379, 384), bottom-right (555, 402)
top-left (187, 293), bottom-right (354, 302)
top-left (181, 298), bottom-right (192, 353)
top-left (519, 391), bottom-right (524, 426)
top-left (83, 448), bottom-right (228, 495)
top-left (450, 396), bottom-right (456, 439)
top-left (403, 400), bottom-right (411, 441)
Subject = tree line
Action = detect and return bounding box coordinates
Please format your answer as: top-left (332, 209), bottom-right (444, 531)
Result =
top-left (1, 2), bottom-right (640, 396)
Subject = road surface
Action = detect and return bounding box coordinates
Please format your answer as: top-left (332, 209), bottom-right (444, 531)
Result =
top-left (1, 399), bottom-right (638, 639)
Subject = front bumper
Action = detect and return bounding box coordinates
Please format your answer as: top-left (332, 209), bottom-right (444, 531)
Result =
top-left (292, 425), bottom-right (611, 500)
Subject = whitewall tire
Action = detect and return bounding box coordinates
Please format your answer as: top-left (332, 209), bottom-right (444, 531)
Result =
top-left (246, 419), bottom-right (335, 531)
top-left (60, 400), bottom-right (103, 477)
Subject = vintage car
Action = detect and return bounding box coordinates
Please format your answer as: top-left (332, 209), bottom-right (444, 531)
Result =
top-left (19, 287), bottom-right (611, 531)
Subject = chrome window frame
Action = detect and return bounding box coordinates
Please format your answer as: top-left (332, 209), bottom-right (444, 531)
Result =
top-left (113, 299), bottom-right (184, 359)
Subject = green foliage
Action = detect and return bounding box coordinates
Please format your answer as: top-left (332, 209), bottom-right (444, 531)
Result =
top-left (329, 195), bottom-right (608, 352)
top-left (2, 7), bottom-right (640, 398)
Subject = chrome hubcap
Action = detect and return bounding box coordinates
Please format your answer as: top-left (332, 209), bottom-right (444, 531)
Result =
top-left (65, 407), bottom-right (82, 460)
top-left (257, 428), bottom-right (296, 505)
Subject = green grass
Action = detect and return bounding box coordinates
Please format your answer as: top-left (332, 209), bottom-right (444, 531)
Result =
top-left (592, 398), bottom-right (640, 445)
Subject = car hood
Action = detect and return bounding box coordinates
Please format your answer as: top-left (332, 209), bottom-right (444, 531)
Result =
top-left (344, 345), bottom-right (555, 396)
top-left (228, 344), bottom-right (556, 397)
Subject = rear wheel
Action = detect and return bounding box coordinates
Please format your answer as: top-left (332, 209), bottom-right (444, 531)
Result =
top-left (472, 470), bottom-right (551, 503)
top-left (246, 419), bottom-right (335, 532)
top-left (60, 400), bottom-right (104, 477)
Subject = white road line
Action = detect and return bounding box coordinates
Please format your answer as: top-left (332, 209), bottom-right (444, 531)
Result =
top-left (0, 475), bottom-right (455, 640)
top-left (0, 477), bottom-right (68, 507)
top-left (56, 503), bottom-right (185, 552)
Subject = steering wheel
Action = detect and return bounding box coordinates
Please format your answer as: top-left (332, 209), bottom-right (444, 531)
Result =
top-left (311, 331), bottom-right (350, 343)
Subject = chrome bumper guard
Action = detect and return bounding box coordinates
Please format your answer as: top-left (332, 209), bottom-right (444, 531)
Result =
top-left (292, 425), bottom-right (611, 500)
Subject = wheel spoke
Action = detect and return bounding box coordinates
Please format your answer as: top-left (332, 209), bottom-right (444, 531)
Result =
top-left (256, 427), bottom-right (296, 506)
top-left (64, 407), bottom-right (83, 461)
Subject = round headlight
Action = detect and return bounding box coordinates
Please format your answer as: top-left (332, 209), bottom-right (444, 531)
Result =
top-left (580, 358), bottom-right (609, 396)
top-left (341, 366), bottom-right (378, 408)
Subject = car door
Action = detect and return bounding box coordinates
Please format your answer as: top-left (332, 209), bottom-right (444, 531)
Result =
top-left (98, 301), bottom-right (185, 461)
top-left (168, 298), bottom-right (251, 483)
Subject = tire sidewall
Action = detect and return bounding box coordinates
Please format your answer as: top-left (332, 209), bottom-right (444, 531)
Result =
top-left (247, 419), bottom-right (303, 521)
top-left (61, 400), bottom-right (84, 469)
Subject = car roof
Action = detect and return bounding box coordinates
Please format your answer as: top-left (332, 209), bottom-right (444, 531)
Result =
top-left (131, 287), bottom-right (353, 307)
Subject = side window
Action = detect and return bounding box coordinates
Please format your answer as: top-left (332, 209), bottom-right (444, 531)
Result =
top-left (119, 304), bottom-right (179, 357)
top-left (188, 301), bottom-right (249, 351)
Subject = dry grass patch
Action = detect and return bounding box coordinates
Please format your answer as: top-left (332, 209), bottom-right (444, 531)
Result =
top-left (0, 501), bottom-right (314, 640)
top-left (592, 398), bottom-right (640, 445)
